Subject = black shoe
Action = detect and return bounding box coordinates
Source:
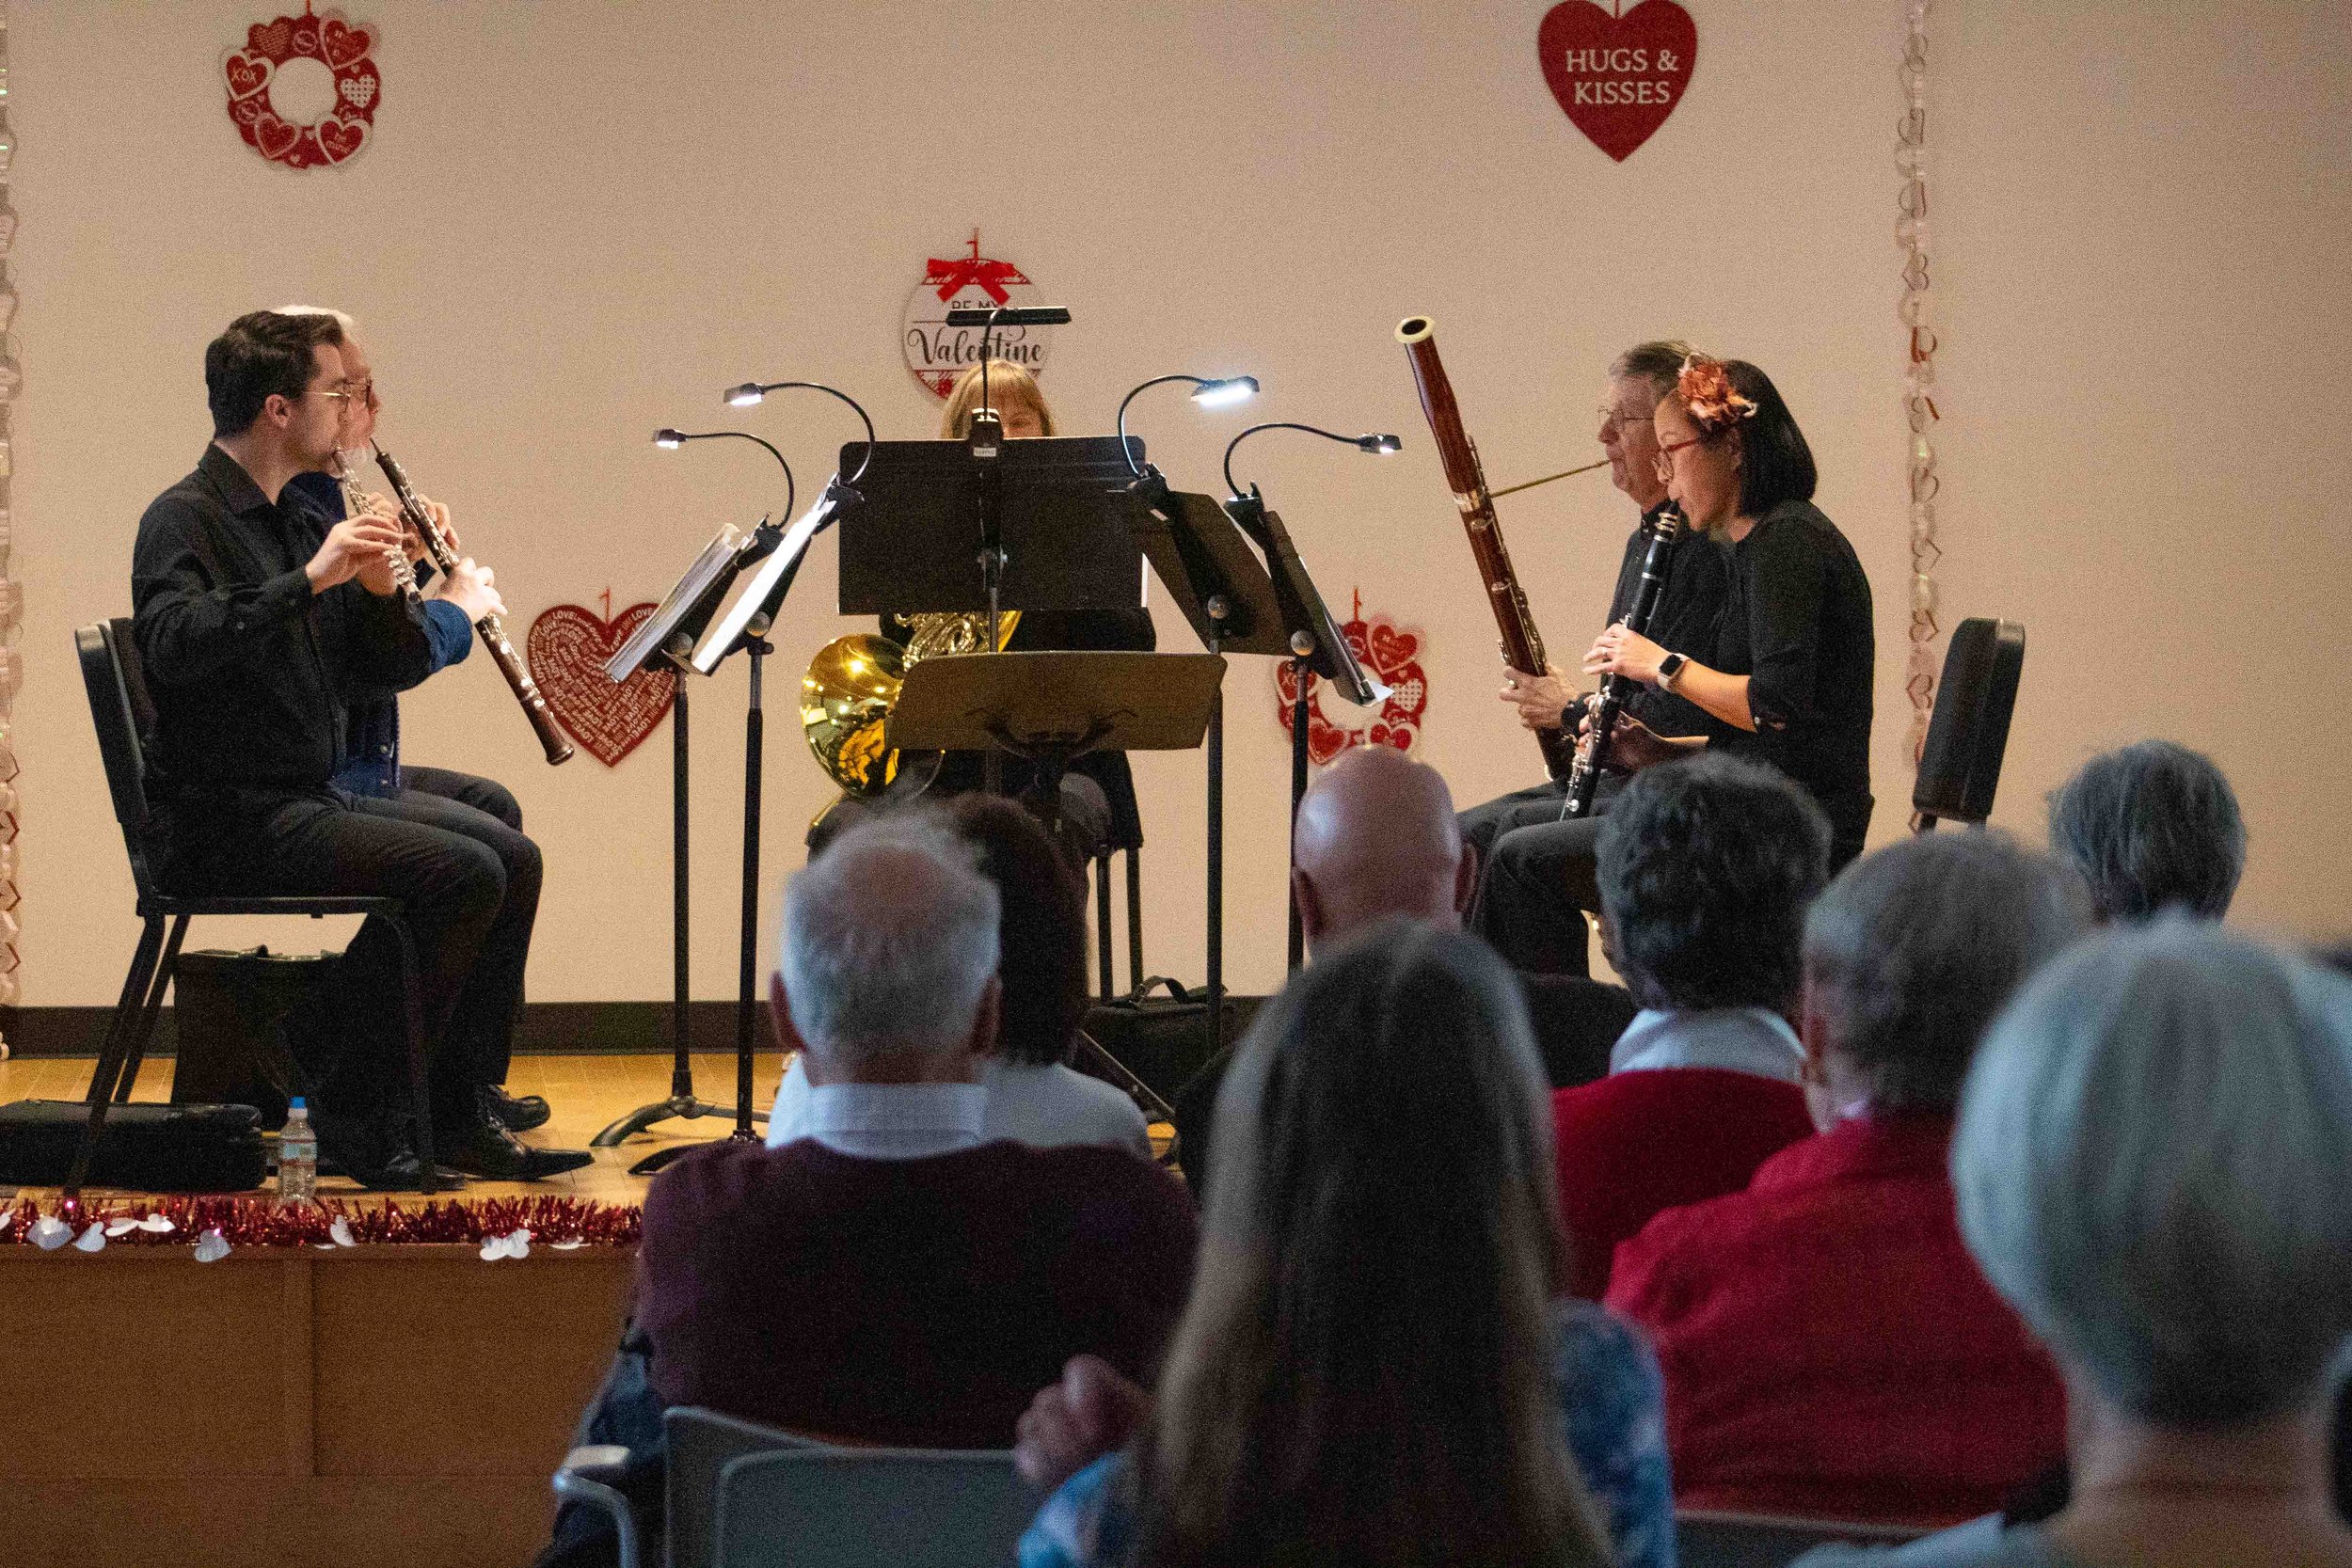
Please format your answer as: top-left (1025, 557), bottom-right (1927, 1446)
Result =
top-left (482, 1084), bottom-right (552, 1133)
top-left (316, 1115), bottom-right (472, 1194)
top-left (436, 1110), bottom-right (595, 1180)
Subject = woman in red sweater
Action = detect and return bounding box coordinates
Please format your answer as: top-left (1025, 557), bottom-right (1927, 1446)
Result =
top-left (1606, 832), bottom-right (2090, 1523)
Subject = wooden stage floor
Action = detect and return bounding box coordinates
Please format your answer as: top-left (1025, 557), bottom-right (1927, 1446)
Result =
top-left (0, 1050), bottom-right (1177, 1207)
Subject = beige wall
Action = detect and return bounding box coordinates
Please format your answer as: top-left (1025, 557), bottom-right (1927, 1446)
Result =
top-left (8, 1), bottom-right (2345, 1008)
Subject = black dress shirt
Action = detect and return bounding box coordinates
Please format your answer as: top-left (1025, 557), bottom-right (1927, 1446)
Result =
top-left (1711, 499), bottom-right (1876, 856)
top-left (1603, 502), bottom-right (1734, 738)
top-left (132, 444), bottom-right (433, 796)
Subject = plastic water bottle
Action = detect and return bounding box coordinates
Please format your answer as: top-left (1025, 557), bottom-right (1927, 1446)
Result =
top-left (278, 1098), bottom-right (318, 1206)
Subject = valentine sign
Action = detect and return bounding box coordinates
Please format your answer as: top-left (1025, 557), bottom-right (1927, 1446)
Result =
top-left (1275, 592), bottom-right (1429, 765)
top-left (526, 600), bottom-right (675, 767)
top-left (222, 9), bottom-right (381, 170)
top-left (1537, 0), bottom-right (1696, 162)
top-left (902, 230), bottom-right (1052, 399)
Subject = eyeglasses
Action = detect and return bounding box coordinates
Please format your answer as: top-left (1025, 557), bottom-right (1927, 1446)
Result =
top-left (1650, 434), bottom-right (1708, 477)
top-left (322, 380), bottom-right (379, 412)
top-left (1597, 406), bottom-right (1655, 434)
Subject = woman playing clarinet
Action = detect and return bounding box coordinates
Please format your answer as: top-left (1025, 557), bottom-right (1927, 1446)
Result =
top-left (1480, 356), bottom-right (1874, 974)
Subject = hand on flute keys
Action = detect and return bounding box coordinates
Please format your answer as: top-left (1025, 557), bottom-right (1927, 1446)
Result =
top-left (306, 514), bottom-right (409, 594)
top-left (1582, 621), bottom-right (1666, 686)
top-left (431, 557), bottom-right (506, 623)
top-left (1499, 664), bottom-right (1579, 732)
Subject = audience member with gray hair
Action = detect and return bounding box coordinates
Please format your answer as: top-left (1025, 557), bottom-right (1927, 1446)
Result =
top-left (2048, 739), bottom-right (2245, 922)
top-left (540, 812), bottom-right (1197, 1568)
top-left (1608, 832), bottom-right (2088, 1523)
top-left (1797, 922), bottom-right (2352, 1567)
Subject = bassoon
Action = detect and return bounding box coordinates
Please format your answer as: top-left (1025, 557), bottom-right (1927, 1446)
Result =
top-left (1564, 500), bottom-right (1682, 816)
top-left (372, 444), bottom-right (576, 766)
top-left (1396, 315), bottom-right (1576, 782)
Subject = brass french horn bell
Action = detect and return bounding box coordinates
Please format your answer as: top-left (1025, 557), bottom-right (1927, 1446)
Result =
top-left (799, 610), bottom-right (1021, 799)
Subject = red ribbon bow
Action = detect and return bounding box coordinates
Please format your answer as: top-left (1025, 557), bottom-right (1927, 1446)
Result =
top-left (925, 255), bottom-right (1025, 305)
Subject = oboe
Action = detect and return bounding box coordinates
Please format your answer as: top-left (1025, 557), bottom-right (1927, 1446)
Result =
top-left (1563, 501), bottom-right (1684, 816)
top-left (371, 444), bottom-right (576, 766)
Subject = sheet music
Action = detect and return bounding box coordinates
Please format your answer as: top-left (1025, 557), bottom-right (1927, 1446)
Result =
top-left (690, 477), bottom-right (847, 675)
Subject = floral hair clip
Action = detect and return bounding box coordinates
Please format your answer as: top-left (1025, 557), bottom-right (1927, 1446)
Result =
top-left (1677, 356), bottom-right (1758, 433)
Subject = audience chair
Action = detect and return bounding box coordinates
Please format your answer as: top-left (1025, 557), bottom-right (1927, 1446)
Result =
top-left (70, 619), bottom-right (440, 1196)
top-left (710, 1447), bottom-right (1034, 1568)
top-left (1913, 617), bottom-right (2026, 832)
top-left (1677, 1508), bottom-right (1930, 1568)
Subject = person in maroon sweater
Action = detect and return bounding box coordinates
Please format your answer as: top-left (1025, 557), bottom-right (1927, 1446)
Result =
top-left (1551, 753), bottom-right (1829, 1299)
top-left (539, 813), bottom-right (1194, 1568)
top-left (1606, 832), bottom-right (2090, 1524)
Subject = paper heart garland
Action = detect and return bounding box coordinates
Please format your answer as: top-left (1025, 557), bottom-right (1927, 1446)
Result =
top-left (525, 603), bottom-right (675, 767)
top-left (1536, 0), bottom-right (1697, 163)
top-left (223, 10), bottom-right (380, 171)
top-left (193, 1229), bottom-right (231, 1263)
top-left (479, 1228), bottom-right (532, 1261)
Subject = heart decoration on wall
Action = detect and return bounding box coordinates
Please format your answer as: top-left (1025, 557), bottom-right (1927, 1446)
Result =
top-left (1276, 591), bottom-right (1429, 765)
top-left (221, 8), bottom-right (381, 171)
top-left (526, 602), bottom-right (675, 767)
top-left (1536, 0), bottom-right (1697, 162)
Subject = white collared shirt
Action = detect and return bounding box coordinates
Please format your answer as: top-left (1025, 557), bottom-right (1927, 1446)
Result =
top-left (1609, 1006), bottom-right (1806, 1083)
top-left (771, 1056), bottom-right (1152, 1158)
top-left (799, 1081), bottom-right (988, 1160)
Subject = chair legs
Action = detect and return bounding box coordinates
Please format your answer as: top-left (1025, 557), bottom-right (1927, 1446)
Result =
top-left (64, 914), bottom-right (171, 1199)
top-left (383, 914), bottom-right (439, 1196)
top-left (1124, 847), bottom-right (1143, 994)
top-left (1093, 854), bottom-right (1115, 1005)
top-left (112, 914), bottom-right (190, 1103)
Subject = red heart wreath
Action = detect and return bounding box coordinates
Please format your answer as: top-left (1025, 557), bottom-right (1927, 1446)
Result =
top-left (1275, 592), bottom-right (1429, 766)
top-left (525, 603), bottom-right (675, 768)
top-left (222, 9), bottom-right (380, 170)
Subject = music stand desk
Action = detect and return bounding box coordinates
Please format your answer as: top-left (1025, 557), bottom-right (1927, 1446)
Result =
top-left (888, 651), bottom-right (1224, 761)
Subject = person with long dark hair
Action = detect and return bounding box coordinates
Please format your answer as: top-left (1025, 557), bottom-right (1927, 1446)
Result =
top-left (1019, 920), bottom-right (1672, 1568)
top-left (1481, 356), bottom-right (1875, 974)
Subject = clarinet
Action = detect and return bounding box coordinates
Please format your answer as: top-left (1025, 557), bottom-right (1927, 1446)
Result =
top-left (1564, 501), bottom-right (1684, 816)
top-left (1396, 316), bottom-right (1578, 783)
top-left (371, 444), bottom-right (576, 766)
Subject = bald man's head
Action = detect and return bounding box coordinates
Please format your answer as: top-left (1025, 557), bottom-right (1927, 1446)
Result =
top-left (1292, 748), bottom-right (1474, 950)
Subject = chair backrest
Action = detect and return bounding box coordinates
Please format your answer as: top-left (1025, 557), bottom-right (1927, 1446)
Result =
top-left (1677, 1507), bottom-right (1931, 1568)
top-left (78, 617), bottom-right (165, 895)
top-left (708, 1448), bottom-right (1034, 1568)
top-left (664, 1406), bottom-right (828, 1568)
top-left (1913, 617), bottom-right (2026, 830)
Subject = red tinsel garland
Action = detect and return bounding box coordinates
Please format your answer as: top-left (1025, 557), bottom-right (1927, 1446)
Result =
top-left (0, 1193), bottom-right (641, 1252)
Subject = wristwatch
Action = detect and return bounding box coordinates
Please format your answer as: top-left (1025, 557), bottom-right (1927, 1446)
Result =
top-left (1656, 651), bottom-right (1688, 692)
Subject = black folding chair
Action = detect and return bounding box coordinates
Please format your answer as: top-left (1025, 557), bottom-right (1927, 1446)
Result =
top-left (67, 618), bottom-right (439, 1197)
top-left (1913, 617), bottom-right (2026, 832)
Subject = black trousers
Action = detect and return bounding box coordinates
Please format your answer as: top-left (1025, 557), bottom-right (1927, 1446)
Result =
top-left (401, 765), bottom-right (531, 1085)
top-left (162, 772), bottom-right (540, 1131)
top-left (1462, 774), bottom-right (1627, 979)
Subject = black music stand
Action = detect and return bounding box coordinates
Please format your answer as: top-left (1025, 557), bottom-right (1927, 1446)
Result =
top-left (1125, 477), bottom-right (1295, 1061)
top-left (591, 520), bottom-right (778, 1155)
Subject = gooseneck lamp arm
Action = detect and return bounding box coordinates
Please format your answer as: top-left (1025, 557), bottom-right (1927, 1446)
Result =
top-left (719, 381), bottom-right (880, 484)
top-left (651, 428), bottom-right (795, 523)
top-left (1116, 373), bottom-right (1262, 476)
top-left (1222, 420), bottom-right (1402, 499)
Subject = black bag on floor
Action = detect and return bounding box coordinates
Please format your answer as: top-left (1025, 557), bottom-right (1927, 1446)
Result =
top-left (171, 946), bottom-right (338, 1131)
top-left (0, 1100), bottom-right (267, 1192)
top-left (1078, 977), bottom-right (1265, 1105)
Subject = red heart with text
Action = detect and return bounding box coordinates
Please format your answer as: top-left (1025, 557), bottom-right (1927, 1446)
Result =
top-left (322, 19), bottom-right (373, 69)
top-left (526, 604), bottom-right (675, 768)
top-left (1537, 0), bottom-right (1697, 162)
top-left (317, 117), bottom-right (367, 163)
top-left (291, 19), bottom-right (322, 58)
top-left (254, 115), bottom-right (300, 162)
top-left (224, 53), bottom-right (271, 100)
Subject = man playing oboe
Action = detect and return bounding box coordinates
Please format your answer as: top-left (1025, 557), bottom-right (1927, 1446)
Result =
top-left (276, 305), bottom-right (553, 1138)
top-left (131, 309), bottom-right (590, 1188)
